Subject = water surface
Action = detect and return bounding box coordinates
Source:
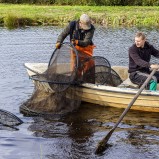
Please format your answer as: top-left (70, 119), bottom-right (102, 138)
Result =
top-left (0, 26), bottom-right (159, 159)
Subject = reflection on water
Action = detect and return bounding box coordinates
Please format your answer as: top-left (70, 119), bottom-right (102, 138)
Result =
top-left (0, 26), bottom-right (159, 158)
top-left (26, 104), bottom-right (159, 159)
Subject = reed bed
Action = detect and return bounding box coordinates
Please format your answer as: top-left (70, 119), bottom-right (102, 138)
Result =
top-left (1, 4), bottom-right (159, 29)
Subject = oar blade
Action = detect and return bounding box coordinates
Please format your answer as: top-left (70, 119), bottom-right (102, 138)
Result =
top-left (95, 129), bottom-right (113, 154)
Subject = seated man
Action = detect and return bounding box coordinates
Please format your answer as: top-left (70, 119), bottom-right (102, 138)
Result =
top-left (128, 32), bottom-right (159, 90)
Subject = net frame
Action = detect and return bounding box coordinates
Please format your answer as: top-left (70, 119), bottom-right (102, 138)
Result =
top-left (21, 43), bottom-right (123, 116)
top-left (76, 55), bottom-right (122, 86)
top-left (30, 42), bottom-right (79, 92)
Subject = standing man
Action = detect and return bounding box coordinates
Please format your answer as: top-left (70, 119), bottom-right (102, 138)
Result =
top-left (55, 14), bottom-right (96, 83)
top-left (128, 32), bottom-right (159, 90)
top-left (55, 13), bottom-right (95, 56)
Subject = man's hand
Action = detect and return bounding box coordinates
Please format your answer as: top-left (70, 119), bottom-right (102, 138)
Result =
top-left (55, 42), bottom-right (61, 49)
top-left (71, 39), bottom-right (78, 46)
top-left (150, 64), bottom-right (159, 70)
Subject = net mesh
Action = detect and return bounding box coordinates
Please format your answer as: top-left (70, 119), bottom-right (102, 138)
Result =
top-left (0, 109), bottom-right (23, 126)
top-left (31, 43), bottom-right (78, 92)
top-left (20, 42), bottom-right (122, 116)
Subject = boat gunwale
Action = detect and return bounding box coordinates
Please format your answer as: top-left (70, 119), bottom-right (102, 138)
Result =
top-left (24, 62), bottom-right (159, 97)
top-left (81, 83), bottom-right (159, 97)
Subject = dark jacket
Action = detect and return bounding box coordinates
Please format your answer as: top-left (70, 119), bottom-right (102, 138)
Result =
top-left (128, 42), bottom-right (159, 73)
top-left (56, 20), bottom-right (95, 47)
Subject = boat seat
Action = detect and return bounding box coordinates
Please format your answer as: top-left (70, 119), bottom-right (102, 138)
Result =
top-left (118, 78), bottom-right (139, 88)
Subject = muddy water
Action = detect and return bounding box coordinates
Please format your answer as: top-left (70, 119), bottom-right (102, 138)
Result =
top-left (0, 26), bottom-right (159, 159)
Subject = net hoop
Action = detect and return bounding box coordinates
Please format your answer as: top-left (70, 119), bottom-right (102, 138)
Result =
top-left (48, 42), bottom-right (79, 69)
top-left (30, 42), bottom-right (80, 92)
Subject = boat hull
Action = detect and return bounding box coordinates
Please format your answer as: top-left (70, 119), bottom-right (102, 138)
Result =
top-left (73, 84), bottom-right (159, 112)
top-left (24, 63), bottom-right (159, 112)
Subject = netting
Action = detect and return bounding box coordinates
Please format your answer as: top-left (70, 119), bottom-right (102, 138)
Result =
top-left (75, 54), bottom-right (122, 86)
top-left (94, 66), bottom-right (123, 86)
top-left (0, 109), bottom-right (23, 126)
top-left (20, 42), bottom-right (122, 116)
top-left (31, 42), bottom-right (78, 92)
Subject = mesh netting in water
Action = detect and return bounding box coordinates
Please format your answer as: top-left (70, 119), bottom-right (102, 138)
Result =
top-left (0, 109), bottom-right (23, 126)
top-left (20, 42), bottom-right (122, 116)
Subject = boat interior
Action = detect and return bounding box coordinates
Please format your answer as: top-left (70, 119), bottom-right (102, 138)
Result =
top-left (112, 66), bottom-right (159, 90)
top-left (25, 63), bottom-right (159, 90)
top-left (112, 66), bottom-right (139, 88)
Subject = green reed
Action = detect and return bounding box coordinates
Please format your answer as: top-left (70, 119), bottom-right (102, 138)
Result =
top-left (1, 4), bottom-right (159, 29)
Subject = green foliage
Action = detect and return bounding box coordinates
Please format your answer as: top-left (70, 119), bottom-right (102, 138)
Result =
top-left (0, 0), bottom-right (159, 5)
top-left (3, 13), bottom-right (33, 29)
top-left (1, 5), bottom-right (159, 29)
top-left (0, 0), bottom-right (55, 4)
top-left (4, 14), bottom-right (18, 29)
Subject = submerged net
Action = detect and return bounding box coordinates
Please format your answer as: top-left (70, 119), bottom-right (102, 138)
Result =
top-left (20, 43), bottom-right (81, 116)
top-left (20, 42), bottom-right (122, 116)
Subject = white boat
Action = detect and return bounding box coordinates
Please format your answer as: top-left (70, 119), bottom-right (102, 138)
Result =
top-left (24, 63), bottom-right (159, 113)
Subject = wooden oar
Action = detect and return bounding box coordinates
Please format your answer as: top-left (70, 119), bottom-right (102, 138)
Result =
top-left (95, 68), bottom-right (157, 154)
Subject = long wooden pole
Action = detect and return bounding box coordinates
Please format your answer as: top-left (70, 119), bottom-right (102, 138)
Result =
top-left (95, 69), bottom-right (157, 154)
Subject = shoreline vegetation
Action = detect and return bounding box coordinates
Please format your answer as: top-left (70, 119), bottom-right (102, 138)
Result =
top-left (1, 4), bottom-right (159, 29)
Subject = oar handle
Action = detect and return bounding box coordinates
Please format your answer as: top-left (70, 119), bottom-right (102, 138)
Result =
top-left (113, 68), bottom-right (157, 129)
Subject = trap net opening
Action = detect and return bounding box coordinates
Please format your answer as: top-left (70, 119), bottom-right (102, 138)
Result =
top-left (20, 42), bottom-right (122, 116)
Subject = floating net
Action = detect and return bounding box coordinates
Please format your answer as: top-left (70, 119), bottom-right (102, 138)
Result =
top-left (20, 42), bottom-right (122, 116)
top-left (0, 109), bottom-right (23, 126)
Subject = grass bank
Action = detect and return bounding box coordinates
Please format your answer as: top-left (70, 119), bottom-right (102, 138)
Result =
top-left (1, 4), bottom-right (159, 29)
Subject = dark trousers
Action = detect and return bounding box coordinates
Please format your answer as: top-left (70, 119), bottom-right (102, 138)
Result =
top-left (129, 71), bottom-right (159, 88)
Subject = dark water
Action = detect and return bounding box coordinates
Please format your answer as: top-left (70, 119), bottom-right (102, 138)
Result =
top-left (0, 26), bottom-right (159, 159)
